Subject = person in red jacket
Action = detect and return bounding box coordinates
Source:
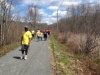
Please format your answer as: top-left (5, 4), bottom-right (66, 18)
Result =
top-left (48, 29), bottom-right (51, 36)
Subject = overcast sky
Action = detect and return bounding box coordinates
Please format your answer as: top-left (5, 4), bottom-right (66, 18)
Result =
top-left (15, 0), bottom-right (100, 25)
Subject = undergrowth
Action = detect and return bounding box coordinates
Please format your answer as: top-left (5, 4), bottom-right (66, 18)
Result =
top-left (50, 34), bottom-right (77, 75)
top-left (0, 42), bottom-right (20, 57)
top-left (50, 32), bottom-right (100, 75)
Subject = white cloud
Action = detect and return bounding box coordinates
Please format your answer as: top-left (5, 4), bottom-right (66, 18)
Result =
top-left (22, 0), bottom-right (38, 5)
top-left (42, 20), bottom-right (52, 24)
top-left (45, 10), bottom-right (67, 24)
top-left (38, 9), bottom-right (51, 24)
top-left (22, 0), bottom-right (100, 6)
top-left (41, 11), bottom-right (66, 25)
top-left (39, 9), bottom-right (48, 16)
top-left (63, 1), bottom-right (81, 6)
top-left (47, 6), bottom-right (59, 10)
top-left (89, 0), bottom-right (97, 3)
top-left (52, 11), bottom-right (57, 17)
top-left (41, 17), bottom-right (51, 24)
top-left (21, 0), bottom-right (100, 24)
top-left (51, 17), bottom-right (56, 21)
top-left (52, 10), bottom-right (66, 17)
top-left (22, 0), bottom-right (49, 6)
top-left (40, 10), bottom-right (67, 24)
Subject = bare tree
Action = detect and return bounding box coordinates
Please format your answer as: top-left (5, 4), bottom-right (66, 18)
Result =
top-left (0, 0), bottom-right (22, 46)
top-left (50, 4), bottom-right (100, 54)
top-left (27, 4), bottom-right (41, 29)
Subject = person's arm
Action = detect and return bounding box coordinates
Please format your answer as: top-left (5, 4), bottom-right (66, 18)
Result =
top-left (28, 38), bottom-right (31, 46)
top-left (28, 32), bottom-right (32, 46)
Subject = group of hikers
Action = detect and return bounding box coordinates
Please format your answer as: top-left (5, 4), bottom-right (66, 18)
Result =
top-left (35, 29), bottom-right (50, 42)
top-left (20, 26), bottom-right (51, 60)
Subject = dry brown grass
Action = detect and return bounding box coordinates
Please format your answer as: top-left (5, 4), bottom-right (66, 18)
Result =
top-left (59, 32), bottom-right (87, 54)
top-left (57, 32), bottom-right (67, 44)
top-left (65, 32), bottom-right (99, 55)
top-left (65, 32), bottom-right (100, 75)
top-left (50, 32), bottom-right (100, 75)
top-left (0, 42), bottom-right (20, 57)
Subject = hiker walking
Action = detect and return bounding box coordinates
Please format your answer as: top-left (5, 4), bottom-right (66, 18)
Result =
top-left (36, 29), bottom-right (40, 42)
top-left (40, 31), bottom-right (43, 41)
top-left (31, 29), bottom-right (35, 39)
top-left (20, 26), bottom-right (32, 60)
top-left (46, 29), bottom-right (51, 37)
top-left (48, 29), bottom-right (51, 36)
top-left (43, 29), bottom-right (47, 41)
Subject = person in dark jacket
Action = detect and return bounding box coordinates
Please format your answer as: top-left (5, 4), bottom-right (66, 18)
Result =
top-left (43, 29), bottom-right (47, 41)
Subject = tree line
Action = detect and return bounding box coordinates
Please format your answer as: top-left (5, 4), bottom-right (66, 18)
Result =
top-left (49, 4), bottom-right (100, 75)
top-left (49, 4), bottom-right (100, 55)
top-left (0, 0), bottom-right (48, 47)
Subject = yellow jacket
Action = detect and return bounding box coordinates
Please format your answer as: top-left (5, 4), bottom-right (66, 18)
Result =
top-left (39, 32), bottom-right (43, 37)
top-left (31, 30), bottom-right (35, 34)
top-left (22, 31), bottom-right (32, 45)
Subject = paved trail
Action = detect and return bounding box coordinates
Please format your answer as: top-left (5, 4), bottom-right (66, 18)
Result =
top-left (0, 39), bottom-right (51, 75)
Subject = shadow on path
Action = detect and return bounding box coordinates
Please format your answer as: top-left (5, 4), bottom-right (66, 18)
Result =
top-left (13, 56), bottom-right (20, 59)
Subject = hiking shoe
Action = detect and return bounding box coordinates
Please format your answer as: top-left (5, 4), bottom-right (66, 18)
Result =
top-left (24, 55), bottom-right (27, 60)
top-left (20, 56), bottom-right (24, 60)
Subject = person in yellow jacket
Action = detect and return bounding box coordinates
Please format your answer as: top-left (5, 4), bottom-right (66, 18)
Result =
top-left (39, 31), bottom-right (43, 41)
top-left (31, 30), bottom-right (35, 38)
top-left (20, 26), bottom-right (32, 60)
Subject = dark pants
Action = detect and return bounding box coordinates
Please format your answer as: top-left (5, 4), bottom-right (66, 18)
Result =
top-left (32, 34), bottom-right (34, 38)
top-left (37, 36), bottom-right (40, 42)
top-left (40, 37), bottom-right (42, 41)
top-left (44, 34), bottom-right (47, 41)
top-left (21, 45), bottom-right (29, 55)
top-left (21, 45), bottom-right (29, 51)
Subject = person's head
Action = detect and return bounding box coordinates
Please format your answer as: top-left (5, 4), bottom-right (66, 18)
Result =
top-left (37, 29), bottom-right (40, 31)
top-left (24, 26), bottom-right (28, 31)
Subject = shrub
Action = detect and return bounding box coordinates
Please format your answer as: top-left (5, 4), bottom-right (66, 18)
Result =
top-left (57, 33), bottom-right (67, 44)
top-left (66, 33), bottom-right (99, 55)
top-left (84, 36), bottom-right (98, 54)
top-left (84, 57), bottom-right (100, 75)
top-left (66, 41), bottom-right (79, 54)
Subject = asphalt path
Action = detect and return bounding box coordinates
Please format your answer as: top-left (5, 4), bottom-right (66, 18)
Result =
top-left (0, 39), bottom-right (51, 75)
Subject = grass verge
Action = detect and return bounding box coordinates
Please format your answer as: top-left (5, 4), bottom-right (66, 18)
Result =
top-left (49, 34), bottom-right (77, 75)
top-left (49, 32), bottom-right (100, 75)
top-left (0, 42), bottom-right (20, 57)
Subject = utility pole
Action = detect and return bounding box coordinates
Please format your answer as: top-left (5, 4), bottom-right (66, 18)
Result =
top-left (57, 10), bottom-right (58, 32)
